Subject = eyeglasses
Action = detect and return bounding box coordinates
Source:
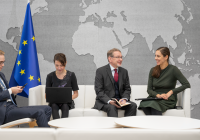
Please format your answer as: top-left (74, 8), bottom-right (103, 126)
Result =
top-left (111, 56), bottom-right (123, 59)
top-left (0, 61), bottom-right (5, 65)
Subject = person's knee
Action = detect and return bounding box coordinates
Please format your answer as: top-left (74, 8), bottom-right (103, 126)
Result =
top-left (51, 104), bottom-right (58, 111)
top-left (46, 106), bottom-right (52, 113)
top-left (61, 104), bottom-right (69, 109)
top-left (51, 103), bottom-right (57, 108)
top-left (37, 109), bottom-right (45, 116)
top-left (46, 106), bottom-right (52, 110)
top-left (107, 105), bottom-right (117, 111)
top-left (130, 102), bottom-right (137, 109)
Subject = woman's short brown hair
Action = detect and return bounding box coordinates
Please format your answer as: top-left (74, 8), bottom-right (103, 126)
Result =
top-left (0, 50), bottom-right (5, 55)
top-left (54, 53), bottom-right (67, 66)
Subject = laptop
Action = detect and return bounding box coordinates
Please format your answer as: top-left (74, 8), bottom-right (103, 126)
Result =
top-left (46, 87), bottom-right (72, 104)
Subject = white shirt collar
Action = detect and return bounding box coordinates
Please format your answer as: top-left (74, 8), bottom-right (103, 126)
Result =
top-left (109, 64), bottom-right (118, 72)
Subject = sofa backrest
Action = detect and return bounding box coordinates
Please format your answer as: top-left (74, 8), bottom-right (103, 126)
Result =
top-left (131, 85), bottom-right (148, 106)
top-left (131, 85), bottom-right (183, 106)
top-left (84, 85), bottom-right (96, 108)
top-left (41, 85), bottom-right (48, 105)
top-left (74, 85), bottom-right (85, 108)
top-left (36, 85), bottom-right (184, 108)
top-left (84, 85), bottom-right (149, 108)
top-left (83, 85), bottom-right (184, 108)
top-left (35, 85), bottom-right (85, 107)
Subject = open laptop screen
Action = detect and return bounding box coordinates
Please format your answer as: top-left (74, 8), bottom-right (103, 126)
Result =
top-left (46, 87), bottom-right (72, 104)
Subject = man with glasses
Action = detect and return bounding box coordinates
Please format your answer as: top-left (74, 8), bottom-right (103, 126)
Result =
top-left (93, 48), bottom-right (137, 117)
top-left (0, 50), bottom-right (52, 127)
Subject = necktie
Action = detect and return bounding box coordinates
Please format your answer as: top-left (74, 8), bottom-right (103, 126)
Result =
top-left (114, 69), bottom-right (118, 82)
top-left (0, 78), bottom-right (17, 106)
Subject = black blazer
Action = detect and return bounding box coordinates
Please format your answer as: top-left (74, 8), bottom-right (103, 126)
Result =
top-left (0, 72), bottom-right (14, 125)
top-left (94, 64), bottom-right (131, 110)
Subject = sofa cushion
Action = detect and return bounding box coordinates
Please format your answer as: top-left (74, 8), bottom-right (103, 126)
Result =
top-left (162, 109), bottom-right (185, 117)
top-left (83, 108), bottom-right (107, 117)
top-left (84, 108), bottom-right (125, 117)
top-left (69, 108), bottom-right (84, 117)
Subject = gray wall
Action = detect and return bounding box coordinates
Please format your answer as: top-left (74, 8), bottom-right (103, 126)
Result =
top-left (0, 0), bottom-right (200, 119)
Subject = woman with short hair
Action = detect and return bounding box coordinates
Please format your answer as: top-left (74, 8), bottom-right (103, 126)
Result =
top-left (46, 53), bottom-right (79, 119)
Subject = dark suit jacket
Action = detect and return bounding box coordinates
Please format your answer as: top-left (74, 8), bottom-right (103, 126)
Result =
top-left (94, 64), bottom-right (131, 110)
top-left (0, 72), bottom-right (16, 125)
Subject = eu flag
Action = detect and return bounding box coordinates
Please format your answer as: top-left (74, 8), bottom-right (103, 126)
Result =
top-left (9, 3), bottom-right (41, 98)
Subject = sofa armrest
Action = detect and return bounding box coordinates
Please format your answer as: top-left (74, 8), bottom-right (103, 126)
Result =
top-left (182, 88), bottom-right (191, 118)
top-left (29, 85), bottom-right (44, 106)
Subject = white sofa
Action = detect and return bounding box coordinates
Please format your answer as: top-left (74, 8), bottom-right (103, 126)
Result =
top-left (29, 85), bottom-right (190, 118)
top-left (1, 128), bottom-right (200, 140)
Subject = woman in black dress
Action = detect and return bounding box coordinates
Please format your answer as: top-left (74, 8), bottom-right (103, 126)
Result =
top-left (46, 53), bottom-right (79, 119)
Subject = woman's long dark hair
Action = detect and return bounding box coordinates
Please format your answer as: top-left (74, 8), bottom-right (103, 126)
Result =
top-left (152, 47), bottom-right (170, 78)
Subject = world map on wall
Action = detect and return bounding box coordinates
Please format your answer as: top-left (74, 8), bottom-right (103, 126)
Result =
top-left (0, 0), bottom-right (200, 119)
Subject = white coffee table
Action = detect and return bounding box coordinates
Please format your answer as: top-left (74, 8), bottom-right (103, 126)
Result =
top-left (48, 117), bottom-right (121, 129)
top-left (115, 116), bottom-right (200, 129)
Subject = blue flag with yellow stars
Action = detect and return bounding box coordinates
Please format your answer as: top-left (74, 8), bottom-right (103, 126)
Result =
top-left (9, 2), bottom-right (41, 98)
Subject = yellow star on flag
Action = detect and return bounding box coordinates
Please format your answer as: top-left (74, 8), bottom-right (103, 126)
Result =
top-left (17, 60), bottom-right (21, 66)
top-left (22, 40), bottom-right (27, 46)
top-left (32, 36), bottom-right (35, 41)
top-left (20, 69), bottom-right (25, 75)
top-left (37, 77), bottom-right (40, 82)
top-left (19, 50), bottom-right (22, 55)
top-left (29, 75), bottom-right (34, 81)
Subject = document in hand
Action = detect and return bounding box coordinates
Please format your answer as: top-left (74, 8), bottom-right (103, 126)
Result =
top-left (112, 98), bottom-right (131, 107)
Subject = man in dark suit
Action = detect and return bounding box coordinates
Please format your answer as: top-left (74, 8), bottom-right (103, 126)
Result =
top-left (0, 50), bottom-right (51, 127)
top-left (94, 48), bottom-right (137, 117)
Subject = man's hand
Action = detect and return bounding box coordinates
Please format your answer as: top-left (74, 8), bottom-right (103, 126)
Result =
top-left (119, 99), bottom-right (126, 105)
top-left (11, 87), bottom-right (23, 95)
top-left (109, 100), bottom-right (121, 108)
top-left (17, 86), bottom-right (23, 89)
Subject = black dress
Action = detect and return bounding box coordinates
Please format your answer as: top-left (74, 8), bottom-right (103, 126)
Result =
top-left (46, 70), bottom-right (79, 109)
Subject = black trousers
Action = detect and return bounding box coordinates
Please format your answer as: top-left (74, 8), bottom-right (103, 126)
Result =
top-left (142, 107), bottom-right (162, 115)
top-left (101, 102), bottom-right (137, 117)
top-left (4, 102), bottom-right (52, 127)
top-left (51, 103), bottom-right (69, 119)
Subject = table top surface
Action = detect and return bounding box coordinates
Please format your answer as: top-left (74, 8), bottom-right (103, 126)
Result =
top-left (115, 116), bottom-right (200, 129)
top-left (48, 117), bottom-right (120, 128)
